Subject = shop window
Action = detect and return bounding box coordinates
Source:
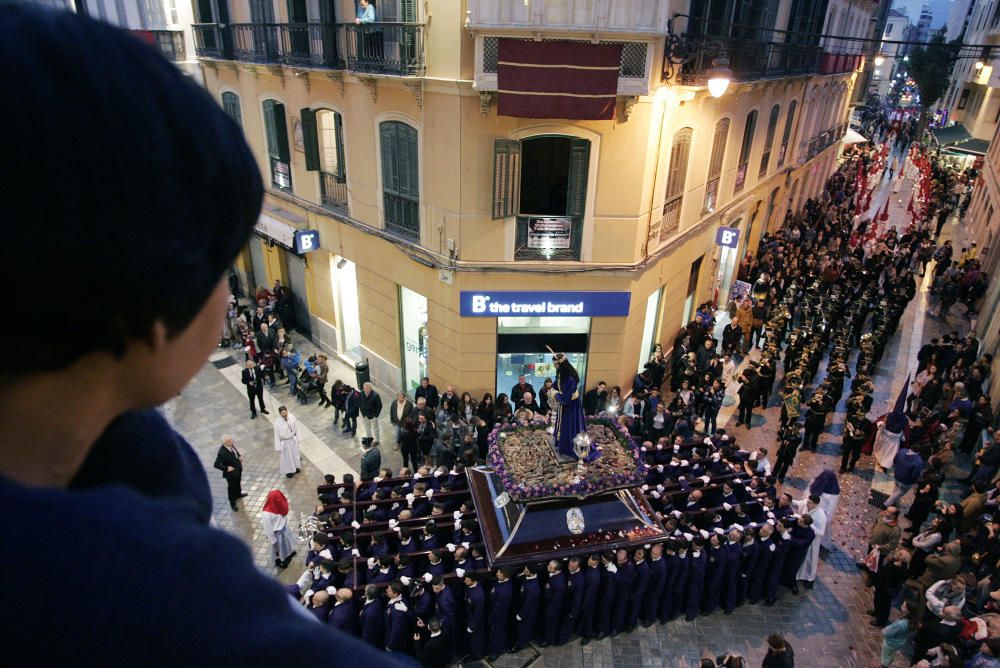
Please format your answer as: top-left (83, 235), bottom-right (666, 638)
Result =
top-left (262, 99), bottom-right (292, 191)
top-left (399, 286), bottom-right (429, 397)
top-left (734, 109), bottom-right (757, 194)
top-left (380, 120), bottom-right (420, 242)
top-left (703, 118), bottom-right (729, 213)
top-left (302, 108), bottom-right (348, 211)
top-left (638, 287), bottom-right (663, 372)
top-left (660, 127), bottom-right (693, 242)
top-left (333, 256), bottom-right (361, 359)
top-left (496, 316), bottom-right (590, 398)
top-left (499, 135), bottom-right (589, 261)
top-left (958, 89), bottom-right (971, 110)
top-left (221, 92), bottom-right (243, 131)
top-left (759, 104), bottom-right (780, 178)
top-left (778, 100), bottom-right (796, 168)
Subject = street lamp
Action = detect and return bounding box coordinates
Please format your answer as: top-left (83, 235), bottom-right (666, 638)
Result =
top-left (874, 53), bottom-right (885, 66)
top-left (976, 61), bottom-right (985, 70)
top-left (706, 56), bottom-right (733, 98)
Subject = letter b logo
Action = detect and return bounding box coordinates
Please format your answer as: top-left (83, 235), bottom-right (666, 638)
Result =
top-left (472, 295), bottom-right (489, 313)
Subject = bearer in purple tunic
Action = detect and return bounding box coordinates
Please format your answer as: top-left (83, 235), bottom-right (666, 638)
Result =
top-left (329, 588), bottom-right (358, 635)
top-left (551, 353), bottom-right (587, 459)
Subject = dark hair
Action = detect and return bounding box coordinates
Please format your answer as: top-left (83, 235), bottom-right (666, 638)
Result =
top-left (1, 5), bottom-right (262, 375)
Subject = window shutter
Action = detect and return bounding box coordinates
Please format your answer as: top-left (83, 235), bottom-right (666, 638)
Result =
top-left (399, 124), bottom-right (419, 198)
top-left (334, 112), bottom-right (347, 180)
top-left (400, 0), bottom-right (417, 21)
top-left (222, 92), bottom-right (243, 130)
top-left (262, 100), bottom-right (278, 159)
top-left (380, 122), bottom-right (398, 195)
top-left (272, 103), bottom-right (290, 163)
top-left (300, 108), bottom-right (320, 171)
top-left (492, 139), bottom-right (522, 219)
top-left (565, 138), bottom-right (590, 219)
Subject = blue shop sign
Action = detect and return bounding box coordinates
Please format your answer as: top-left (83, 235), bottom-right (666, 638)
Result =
top-left (294, 229), bottom-right (320, 254)
top-left (715, 226), bottom-right (740, 248)
top-left (460, 291), bottom-right (631, 317)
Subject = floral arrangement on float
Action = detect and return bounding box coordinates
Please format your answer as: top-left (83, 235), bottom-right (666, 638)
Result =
top-left (487, 416), bottom-right (647, 502)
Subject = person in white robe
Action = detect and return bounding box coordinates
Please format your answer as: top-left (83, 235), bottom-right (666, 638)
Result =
top-left (261, 489), bottom-right (297, 568)
top-left (873, 411), bottom-right (907, 471)
top-left (273, 405), bottom-right (302, 477)
top-left (807, 469), bottom-right (840, 551)
top-left (793, 494), bottom-right (828, 585)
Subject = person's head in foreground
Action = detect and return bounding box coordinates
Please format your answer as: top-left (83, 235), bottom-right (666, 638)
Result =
top-left (0, 4), bottom-right (401, 665)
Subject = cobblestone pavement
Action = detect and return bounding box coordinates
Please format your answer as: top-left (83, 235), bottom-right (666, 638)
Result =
top-left (163, 165), bottom-right (980, 666)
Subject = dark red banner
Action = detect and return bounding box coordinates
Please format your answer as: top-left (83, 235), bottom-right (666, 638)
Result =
top-left (497, 39), bottom-right (623, 121)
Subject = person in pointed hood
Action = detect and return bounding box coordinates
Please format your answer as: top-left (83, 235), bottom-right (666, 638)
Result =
top-left (262, 489), bottom-right (297, 569)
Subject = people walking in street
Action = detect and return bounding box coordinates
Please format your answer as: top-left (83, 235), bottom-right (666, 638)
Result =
top-left (213, 434), bottom-right (246, 511)
top-left (360, 382), bottom-right (383, 443)
top-left (261, 489), bottom-right (297, 569)
top-left (274, 405), bottom-right (302, 478)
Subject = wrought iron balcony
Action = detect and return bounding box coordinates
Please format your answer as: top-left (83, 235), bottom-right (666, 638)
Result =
top-left (320, 171), bottom-right (348, 212)
top-left (193, 23), bottom-right (343, 69)
top-left (342, 23), bottom-right (425, 76)
top-left (680, 38), bottom-right (821, 83)
top-left (132, 29), bottom-right (186, 62)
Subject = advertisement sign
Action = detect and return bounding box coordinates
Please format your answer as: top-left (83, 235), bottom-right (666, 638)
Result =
top-left (715, 226), bottom-right (740, 248)
top-left (294, 229), bottom-right (320, 254)
top-left (460, 291), bottom-right (631, 317)
top-left (526, 217), bottom-right (572, 250)
top-left (730, 280), bottom-right (752, 304)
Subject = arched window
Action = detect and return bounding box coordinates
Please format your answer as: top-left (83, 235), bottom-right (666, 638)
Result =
top-left (759, 104), bottom-right (780, 178)
top-left (703, 118), bottom-right (730, 213)
top-left (660, 127), bottom-right (693, 241)
top-left (301, 107), bottom-right (348, 211)
top-left (221, 91), bottom-right (243, 130)
top-left (379, 121), bottom-right (420, 242)
top-left (778, 100), bottom-right (797, 168)
top-left (734, 109), bottom-right (757, 194)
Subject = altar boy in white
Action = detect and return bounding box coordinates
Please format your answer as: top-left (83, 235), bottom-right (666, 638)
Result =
top-left (274, 405), bottom-right (302, 478)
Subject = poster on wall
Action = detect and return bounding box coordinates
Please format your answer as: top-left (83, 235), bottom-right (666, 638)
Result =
top-left (292, 117), bottom-right (305, 152)
top-left (730, 280), bottom-right (752, 305)
top-left (526, 217), bottom-right (572, 249)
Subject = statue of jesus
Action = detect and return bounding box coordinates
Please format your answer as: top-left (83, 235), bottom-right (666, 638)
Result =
top-left (550, 352), bottom-right (586, 460)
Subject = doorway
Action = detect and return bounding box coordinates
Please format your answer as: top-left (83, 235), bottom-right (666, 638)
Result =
top-left (333, 255), bottom-right (361, 359)
top-left (682, 256), bottom-right (703, 326)
top-left (286, 253), bottom-right (311, 335)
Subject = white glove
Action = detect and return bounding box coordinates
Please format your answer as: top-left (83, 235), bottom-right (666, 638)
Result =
top-left (723, 503), bottom-right (732, 511)
top-left (749, 451), bottom-right (758, 461)
top-left (641, 485), bottom-right (650, 492)
top-left (406, 493), bottom-right (415, 505)
top-left (453, 510), bottom-right (462, 520)
top-left (462, 541), bottom-right (470, 549)
top-left (352, 548), bottom-right (361, 557)
top-left (389, 519), bottom-right (399, 529)
top-left (680, 460), bottom-right (690, 467)
top-left (656, 465), bottom-right (664, 473)
top-left (305, 589), bottom-right (315, 599)
top-left (606, 563), bottom-right (618, 574)
top-left (339, 507), bottom-right (347, 515)
top-left (711, 453), bottom-right (721, 462)
top-left (682, 532), bottom-right (694, 541)
top-left (454, 520), bottom-right (462, 531)
top-left (425, 489), bottom-right (434, 499)
top-left (656, 443), bottom-right (664, 451)
top-left (733, 524), bottom-right (745, 532)
top-left (673, 444), bottom-right (680, 452)
top-left (703, 437), bottom-right (713, 446)
top-left (391, 503), bottom-right (400, 511)
top-left (422, 573), bottom-right (433, 583)
top-left (678, 476), bottom-right (686, 482)
top-left (516, 614), bottom-right (523, 621)
top-left (434, 470), bottom-right (443, 477)
top-left (446, 543), bottom-right (457, 552)
top-left (781, 530), bottom-right (791, 539)
top-left (640, 446), bottom-right (647, 452)
top-left (651, 491), bottom-right (661, 499)
top-left (367, 557), bottom-right (376, 569)
top-left (413, 473), bottom-right (422, 480)
top-left (671, 510), bottom-right (682, 519)
top-left (352, 521), bottom-right (361, 529)
top-left (455, 567), bottom-right (466, 578)
top-left (400, 576), bottom-right (412, 586)
top-left (700, 476), bottom-right (711, 485)
top-left (699, 529), bottom-right (709, 539)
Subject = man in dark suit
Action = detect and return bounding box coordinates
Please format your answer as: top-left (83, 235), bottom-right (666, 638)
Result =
top-left (415, 377), bottom-right (440, 410)
top-left (510, 375), bottom-right (535, 407)
top-left (414, 616), bottom-right (451, 668)
top-left (241, 359), bottom-right (268, 419)
top-left (213, 435), bottom-right (246, 510)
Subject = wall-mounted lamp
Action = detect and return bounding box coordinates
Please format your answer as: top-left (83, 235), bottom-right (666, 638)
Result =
top-left (976, 61), bottom-right (985, 71)
top-left (874, 53), bottom-right (885, 66)
top-left (706, 57), bottom-right (733, 98)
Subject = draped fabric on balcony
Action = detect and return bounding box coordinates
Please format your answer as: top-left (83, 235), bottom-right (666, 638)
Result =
top-left (497, 39), bottom-right (622, 120)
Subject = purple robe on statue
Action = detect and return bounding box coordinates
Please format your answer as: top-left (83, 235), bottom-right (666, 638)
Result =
top-left (554, 375), bottom-right (586, 458)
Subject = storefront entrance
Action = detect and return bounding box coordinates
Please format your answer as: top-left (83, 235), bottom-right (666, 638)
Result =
top-left (495, 316), bottom-right (590, 399)
top-left (333, 255), bottom-right (361, 360)
top-left (399, 286), bottom-right (428, 396)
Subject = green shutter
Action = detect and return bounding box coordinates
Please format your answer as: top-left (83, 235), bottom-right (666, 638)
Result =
top-left (565, 138), bottom-right (590, 219)
top-left (271, 103), bottom-right (290, 163)
top-left (400, 0), bottom-right (417, 21)
top-left (400, 124), bottom-right (419, 198)
top-left (334, 112), bottom-right (346, 180)
top-left (222, 92), bottom-right (243, 130)
top-left (301, 108), bottom-right (320, 171)
top-left (492, 139), bottom-right (522, 219)
top-left (380, 122), bottom-right (398, 195)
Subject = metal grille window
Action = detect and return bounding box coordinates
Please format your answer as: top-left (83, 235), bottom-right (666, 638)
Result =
top-left (660, 127), bottom-right (693, 242)
top-left (759, 103), bottom-right (780, 178)
top-left (703, 118), bottom-right (729, 213)
top-left (483, 36), bottom-right (646, 78)
top-left (734, 109), bottom-right (757, 194)
top-left (380, 121), bottom-right (420, 242)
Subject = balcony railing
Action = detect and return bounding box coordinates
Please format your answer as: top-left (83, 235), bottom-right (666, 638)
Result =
top-left (680, 39), bottom-right (821, 83)
top-left (132, 29), bottom-right (186, 62)
top-left (193, 23), bottom-right (228, 59)
top-left (320, 171), bottom-right (348, 212)
top-left (231, 23), bottom-right (343, 68)
top-left (343, 23), bottom-right (425, 76)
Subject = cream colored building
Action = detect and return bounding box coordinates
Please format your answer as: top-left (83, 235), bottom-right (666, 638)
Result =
top-left (194, 0), bottom-right (876, 399)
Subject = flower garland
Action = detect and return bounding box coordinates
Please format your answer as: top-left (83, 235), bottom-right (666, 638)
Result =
top-left (487, 416), bottom-right (648, 502)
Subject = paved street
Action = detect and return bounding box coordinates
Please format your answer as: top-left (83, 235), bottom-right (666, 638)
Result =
top-left (163, 167), bottom-right (978, 667)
